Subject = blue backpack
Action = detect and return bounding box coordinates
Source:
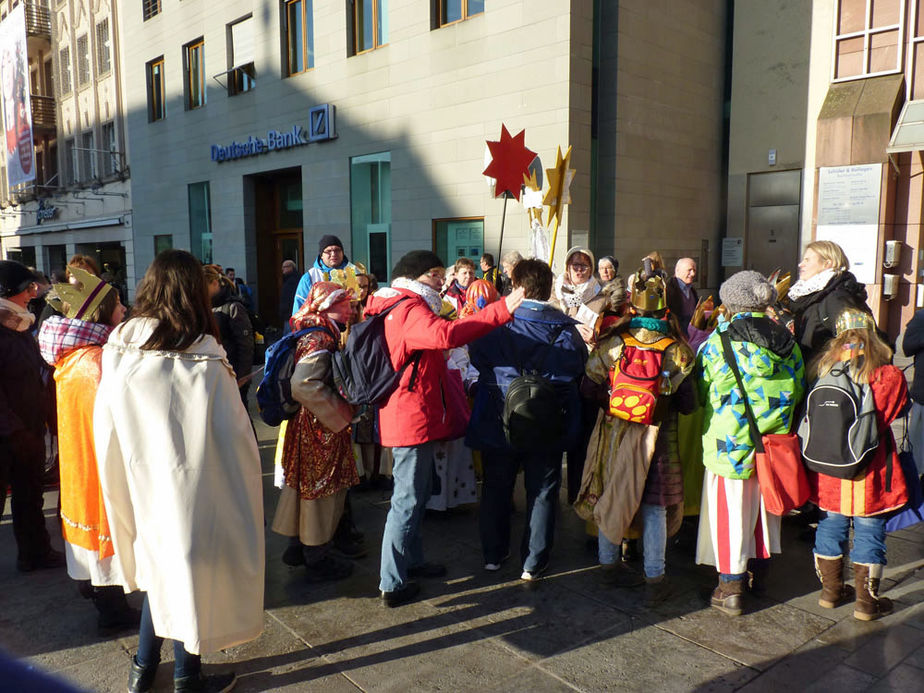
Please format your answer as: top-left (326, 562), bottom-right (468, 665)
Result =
top-left (257, 326), bottom-right (334, 426)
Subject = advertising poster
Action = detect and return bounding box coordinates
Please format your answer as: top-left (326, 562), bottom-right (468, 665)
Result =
top-left (0, 5), bottom-right (35, 188)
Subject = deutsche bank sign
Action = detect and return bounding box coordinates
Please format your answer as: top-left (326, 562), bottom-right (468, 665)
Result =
top-left (211, 104), bottom-right (336, 163)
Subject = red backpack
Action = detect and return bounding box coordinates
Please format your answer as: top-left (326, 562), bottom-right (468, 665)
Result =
top-left (608, 335), bottom-right (675, 424)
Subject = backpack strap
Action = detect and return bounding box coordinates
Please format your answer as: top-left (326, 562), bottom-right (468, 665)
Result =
top-left (720, 329), bottom-right (766, 453)
top-left (376, 296), bottom-right (422, 392)
top-left (623, 334), bottom-right (675, 352)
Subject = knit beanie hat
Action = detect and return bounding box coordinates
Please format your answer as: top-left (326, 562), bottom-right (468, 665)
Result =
top-left (720, 270), bottom-right (778, 314)
top-left (0, 260), bottom-right (38, 298)
top-left (392, 250), bottom-right (445, 280)
top-left (318, 234), bottom-right (344, 254)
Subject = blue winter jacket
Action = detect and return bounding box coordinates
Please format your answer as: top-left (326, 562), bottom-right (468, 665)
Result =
top-left (465, 300), bottom-right (587, 452)
top-left (292, 255), bottom-right (355, 314)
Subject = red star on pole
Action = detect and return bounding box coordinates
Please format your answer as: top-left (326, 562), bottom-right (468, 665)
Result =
top-left (483, 125), bottom-right (536, 201)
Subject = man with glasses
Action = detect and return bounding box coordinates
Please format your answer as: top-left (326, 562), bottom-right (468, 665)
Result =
top-left (292, 235), bottom-right (358, 315)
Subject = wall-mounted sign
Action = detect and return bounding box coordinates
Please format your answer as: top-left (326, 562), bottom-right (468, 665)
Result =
top-left (817, 164), bottom-right (881, 226)
top-left (36, 199), bottom-right (57, 224)
top-left (211, 104), bottom-right (337, 163)
top-left (721, 237), bottom-right (743, 267)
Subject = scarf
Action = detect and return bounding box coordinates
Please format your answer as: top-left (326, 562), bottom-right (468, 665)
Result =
top-left (553, 274), bottom-right (601, 309)
top-left (787, 268), bottom-right (837, 301)
top-left (391, 276), bottom-right (443, 315)
top-left (38, 314), bottom-right (114, 366)
top-left (0, 297), bottom-right (35, 332)
top-left (629, 316), bottom-right (669, 334)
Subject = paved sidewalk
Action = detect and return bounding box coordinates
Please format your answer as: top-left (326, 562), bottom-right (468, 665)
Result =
top-left (1, 414), bottom-right (922, 692)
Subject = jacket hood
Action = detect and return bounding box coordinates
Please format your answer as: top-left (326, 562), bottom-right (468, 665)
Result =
top-left (724, 313), bottom-right (797, 376)
top-left (38, 314), bottom-right (114, 366)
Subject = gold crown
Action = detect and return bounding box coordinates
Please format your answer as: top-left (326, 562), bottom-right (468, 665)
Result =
top-left (630, 273), bottom-right (666, 313)
top-left (45, 265), bottom-right (113, 320)
top-left (835, 309), bottom-right (874, 336)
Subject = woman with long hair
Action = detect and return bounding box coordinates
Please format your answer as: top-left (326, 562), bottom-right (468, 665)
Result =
top-left (95, 249), bottom-right (264, 693)
top-left (807, 309), bottom-right (909, 621)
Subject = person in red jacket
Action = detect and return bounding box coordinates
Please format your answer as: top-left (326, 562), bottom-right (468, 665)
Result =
top-left (368, 250), bottom-right (524, 607)
top-left (810, 309), bottom-right (909, 621)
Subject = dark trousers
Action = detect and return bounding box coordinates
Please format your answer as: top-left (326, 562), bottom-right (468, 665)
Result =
top-left (135, 595), bottom-right (200, 679)
top-left (480, 448), bottom-right (561, 573)
top-left (0, 437), bottom-right (52, 562)
top-left (565, 397), bottom-right (598, 503)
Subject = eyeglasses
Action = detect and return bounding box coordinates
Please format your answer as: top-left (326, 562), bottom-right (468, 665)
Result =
top-left (321, 247), bottom-right (342, 256)
top-left (570, 263), bottom-right (590, 271)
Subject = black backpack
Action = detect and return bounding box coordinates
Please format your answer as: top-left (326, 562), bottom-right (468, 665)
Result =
top-left (798, 365), bottom-right (879, 480)
top-left (502, 324), bottom-right (568, 452)
top-left (331, 297), bottom-right (421, 406)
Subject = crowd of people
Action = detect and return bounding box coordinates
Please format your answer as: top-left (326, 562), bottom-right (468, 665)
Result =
top-left (1, 236), bottom-right (922, 692)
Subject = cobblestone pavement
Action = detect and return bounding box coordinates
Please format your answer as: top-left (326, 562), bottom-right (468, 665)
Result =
top-left (1, 410), bottom-right (922, 692)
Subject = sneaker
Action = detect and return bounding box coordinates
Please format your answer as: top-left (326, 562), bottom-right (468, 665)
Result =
top-left (600, 562), bottom-right (644, 588)
top-left (408, 562), bottom-right (447, 578)
top-left (710, 578), bottom-right (745, 617)
top-left (381, 581), bottom-right (421, 607)
top-left (128, 656), bottom-right (158, 693)
top-left (173, 671), bottom-right (236, 693)
top-left (484, 563), bottom-right (502, 572)
top-left (520, 563), bottom-right (548, 582)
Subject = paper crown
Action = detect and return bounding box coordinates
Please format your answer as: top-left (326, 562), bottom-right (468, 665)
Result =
top-left (45, 265), bottom-right (113, 320)
top-left (835, 309), bottom-right (874, 336)
top-left (630, 273), bottom-right (666, 314)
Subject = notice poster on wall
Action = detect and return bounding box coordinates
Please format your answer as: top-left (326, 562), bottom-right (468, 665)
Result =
top-left (0, 5), bottom-right (35, 189)
top-left (815, 224), bottom-right (878, 285)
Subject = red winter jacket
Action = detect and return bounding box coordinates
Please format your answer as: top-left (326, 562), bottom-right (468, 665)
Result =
top-left (810, 365), bottom-right (909, 517)
top-left (365, 287), bottom-right (512, 447)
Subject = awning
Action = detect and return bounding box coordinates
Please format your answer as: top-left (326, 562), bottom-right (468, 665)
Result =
top-left (887, 100), bottom-right (924, 153)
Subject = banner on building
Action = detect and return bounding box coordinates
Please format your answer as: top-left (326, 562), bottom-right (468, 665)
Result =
top-left (0, 5), bottom-right (35, 188)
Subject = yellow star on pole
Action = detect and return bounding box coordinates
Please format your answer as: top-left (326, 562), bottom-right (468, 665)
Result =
top-left (542, 145), bottom-right (574, 226)
top-left (523, 169), bottom-right (541, 191)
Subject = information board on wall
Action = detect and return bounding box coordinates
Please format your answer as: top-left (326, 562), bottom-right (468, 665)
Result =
top-left (816, 164), bottom-right (881, 285)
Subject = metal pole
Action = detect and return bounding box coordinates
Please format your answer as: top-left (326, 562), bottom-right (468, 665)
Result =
top-left (497, 193), bottom-right (509, 262)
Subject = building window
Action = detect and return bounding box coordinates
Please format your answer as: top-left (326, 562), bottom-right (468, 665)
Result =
top-left (188, 182), bottom-right (213, 264)
top-left (63, 137), bottom-right (76, 185)
top-left (285, 0), bottom-right (314, 75)
top-left (147, 56), bottom-right (165, 121)
top-left (433, 218), bottom-right (485, 267)
top-left (142, 0), bottom-right (161, 21)
top-left (58, 46), bottom-right (71, 94)
top-left (76, 34), bottom-right (90, 86)
top-left (184, 39), bottom-right (206, 110)
top-left (96, 19), bottom-right (111, 75)
top-left (351, 0), bottom-right (387, 55)
top-left (437, 0), bottom-right (483, 27)
top-left (833, 0), bottom-right (903, 80)
top-left (229, 15), bottom-right (255, 95)
top-left (154, 234), bottom-right (173, 256)
top-left (350, 152), bottom-right (391, 281)
top-left (101, 121), bottom-right (118, 176)
top-left (80, 131), bottom-right (96, 181)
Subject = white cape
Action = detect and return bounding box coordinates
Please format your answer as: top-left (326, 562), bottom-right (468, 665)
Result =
top-left (94, 318), bottom-right (265, 654)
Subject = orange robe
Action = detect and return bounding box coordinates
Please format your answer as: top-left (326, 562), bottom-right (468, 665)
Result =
top-left (54, 345), bottom-right (114, 558)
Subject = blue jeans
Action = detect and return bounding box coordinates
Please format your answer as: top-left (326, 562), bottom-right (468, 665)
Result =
top-left (815, 511), bottom-right (887, 565)
top-left (480, 449), bottom-right (561, 573)
top-left (135, 595), bottom-right (200, 679)
top-left (379, 443), bottom-right (435, 592)
top-left (597, 503), bottom-right (667, 578)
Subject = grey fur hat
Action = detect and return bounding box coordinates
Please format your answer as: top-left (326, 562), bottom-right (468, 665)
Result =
top-left (719, 270), bottom-right (778, 314)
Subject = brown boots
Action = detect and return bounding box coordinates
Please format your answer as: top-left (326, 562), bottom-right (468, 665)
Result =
top-left (814, 554), bottom-right (855, 608)
top-left (853, 563), bottom-right (893, 621)
top-left (710, 577), bottom-right (744, 616)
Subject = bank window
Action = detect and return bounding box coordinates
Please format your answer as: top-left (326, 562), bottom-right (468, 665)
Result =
top-left (285, 0), bottom-right (314, 75)
top-left (350, 0), bottom-right (388, 55)
top-left (184, 39), bottom-right (206, 110)
top-left (188, 182), bottom-right (213, 264)
top-left (350, 152), bottom-right (391, 281)
top-left (154, 234), bottom-right (173, 256)
top-left (58, 46), bottom-right (71, 94)
top-left (101, 121), bottom-right (117, 176)
top-left (147, 56), bottom-right (165, 121)
top-left (143, 0), bottom-right (161, 21)
top-left (833, 0), bottom-right (904, 81)
top-left (80, 131), bottom-right (96, 181)
top-left (229, 15), bottom-right (255, 95)
top-left (436, 0), bottom-right (483, 27)
top-left (63, 137), bottom-right (76, 185)
top-left (96, 19), bottom-right (111, 75)
top-left (77, 34), bottom-right (90, 86)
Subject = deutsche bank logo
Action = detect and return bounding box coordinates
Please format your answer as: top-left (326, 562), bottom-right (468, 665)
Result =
top-left (309, 104), bottom-right (336, 142)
